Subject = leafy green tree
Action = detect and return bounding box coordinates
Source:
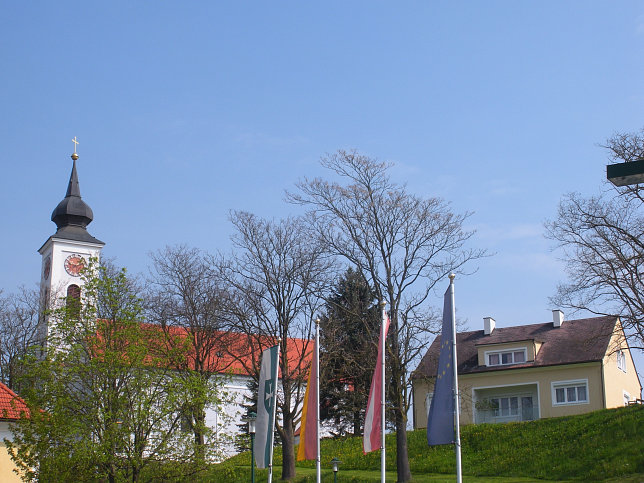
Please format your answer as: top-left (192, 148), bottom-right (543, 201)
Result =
top-left (319, 267), bottom-right (380, 436)
top-left (6, 261), bottom-right (215, 482)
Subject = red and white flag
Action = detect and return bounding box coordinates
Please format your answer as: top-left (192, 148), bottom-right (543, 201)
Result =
top-left (363, 308), bottom-right (390, 454)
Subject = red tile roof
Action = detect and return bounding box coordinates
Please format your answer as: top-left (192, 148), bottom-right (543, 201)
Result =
top-left (414, 316), bottom-right (618, 379)
top-left (159, 325), bottom-right (313, 377)
top-left (0, 382), bottom-right (29, 420)
top-left (96, 321), bottom-right (313, 378)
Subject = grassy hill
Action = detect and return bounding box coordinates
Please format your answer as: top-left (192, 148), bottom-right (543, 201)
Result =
top-left (209, 405), bottom-right (644, 482)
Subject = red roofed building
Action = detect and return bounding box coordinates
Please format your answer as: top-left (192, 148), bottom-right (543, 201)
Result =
top-left (157, 323), bottom-right (312, 378)
top-left (0, 382), bottom-right (28, 482)
top-left (155, 325), bottom-right (314, 458)
top-left (34, 155), bottom-right (316, 460)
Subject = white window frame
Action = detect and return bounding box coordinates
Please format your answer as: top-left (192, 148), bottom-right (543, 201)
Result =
top-left (472, 381), bottom-right (541, 423)
top-left (617, 350), bottom-right (627, 373)
top-left (551, 379), bottom-right (589, 406)
top-left (489, 396), bottom-right (520, 417)
top-left (425, 391), bottom-right (434, 411)
top-left (485, 347), bottom-right (528, 367)
top-left (425, 391), bottom-right (460, 413)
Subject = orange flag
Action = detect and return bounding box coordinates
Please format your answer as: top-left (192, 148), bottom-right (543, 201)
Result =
top-left (297, 337), bottom-right (318, 461)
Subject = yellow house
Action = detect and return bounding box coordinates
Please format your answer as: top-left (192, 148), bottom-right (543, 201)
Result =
top-left (412, 311), bottom-right (642, 429)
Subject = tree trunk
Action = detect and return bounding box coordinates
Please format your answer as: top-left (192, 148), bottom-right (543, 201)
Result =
top-left (280, 414), bottom-right (296, 480)
top-left (194, 407), bottom-right (206, 462)
top-left (395, 406), bottom-right (412, 482)
top-left (390, 312), bottom-right (412, 483)
top-left (353, 409), bottom-right (361, 436)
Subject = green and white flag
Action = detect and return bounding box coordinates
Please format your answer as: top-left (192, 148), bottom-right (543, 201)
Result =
top-left (255, 344), bottom-right (280, 470)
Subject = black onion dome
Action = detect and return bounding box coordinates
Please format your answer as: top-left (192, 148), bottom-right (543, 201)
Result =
top-left (51, 159), bottom-right (94, 229)
top-left (46, 156), bottom-right (104, 246)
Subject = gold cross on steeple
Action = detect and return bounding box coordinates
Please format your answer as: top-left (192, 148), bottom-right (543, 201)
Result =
top-left (71, 137), bottom-right (79, 160)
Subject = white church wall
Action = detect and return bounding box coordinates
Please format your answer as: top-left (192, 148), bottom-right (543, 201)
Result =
top-left (204, 373), bottom-right (332, 461)
top-left (205, 373), bottom-right (252, 460)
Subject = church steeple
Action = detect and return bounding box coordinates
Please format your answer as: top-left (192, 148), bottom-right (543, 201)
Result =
top-left (37, 140), bottom-right (105, 342)
top-left (49, 148), bottom-right (103, 244)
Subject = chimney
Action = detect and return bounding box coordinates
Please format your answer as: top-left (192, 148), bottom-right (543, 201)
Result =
top-left (552, 310), bottom-right (564, 327)
top-left (484, 317), bottom-right (496, 335)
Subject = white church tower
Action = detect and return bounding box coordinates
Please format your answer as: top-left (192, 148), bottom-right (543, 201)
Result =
top-left (37, 142), bottom-right (104, 340)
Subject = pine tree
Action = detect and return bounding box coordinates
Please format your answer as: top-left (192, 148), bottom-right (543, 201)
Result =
top-left (319, 268), bottom-right (380, 436)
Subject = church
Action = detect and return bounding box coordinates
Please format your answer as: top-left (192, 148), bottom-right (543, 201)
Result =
top-left (33, 145), bottom-right (311, 461)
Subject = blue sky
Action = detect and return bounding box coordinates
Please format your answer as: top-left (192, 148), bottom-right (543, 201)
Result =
top-left (2, 2), bottom-right (643, 377)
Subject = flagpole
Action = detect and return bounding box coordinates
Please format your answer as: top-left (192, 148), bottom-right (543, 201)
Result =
top-left (380, 301), bottom-right (387, 483)
top-left (315, 319), bottom-right (321, 483)
top-left (449, 274), bottom-right (462, 483)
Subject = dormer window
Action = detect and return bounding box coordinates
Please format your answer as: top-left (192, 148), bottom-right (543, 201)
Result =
top-left (486, 348), bottom-right (527, 366)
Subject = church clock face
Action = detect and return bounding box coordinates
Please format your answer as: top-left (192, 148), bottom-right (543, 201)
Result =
top-left (64, 254), bottom-right (86, 277)
top-left (43, 256), bottom-right (51, 280)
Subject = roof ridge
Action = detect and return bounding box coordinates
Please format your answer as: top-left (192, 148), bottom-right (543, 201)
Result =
top-left (458, 315), bottom-right (617, 335)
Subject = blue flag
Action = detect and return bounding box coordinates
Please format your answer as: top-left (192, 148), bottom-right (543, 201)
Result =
top-left (427, 284), bottom-right (456, 446)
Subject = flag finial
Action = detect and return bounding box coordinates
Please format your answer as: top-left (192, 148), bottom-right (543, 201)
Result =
top-left (449, 273), bottom-right (456, 281)
top-left (380, 300), bottom-right (387, 307)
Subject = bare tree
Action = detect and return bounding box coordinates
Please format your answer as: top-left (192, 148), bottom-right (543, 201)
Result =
top-left (0, 287), bottom-right (40, 390)
top-left (147, 245), bottom-right (232, 458)
top-left (221, 212), bottom-right (332, 480)
top-left (289, 150), bottom-right (486, 482)
top-left (546, 128), bottom-right (644, 352)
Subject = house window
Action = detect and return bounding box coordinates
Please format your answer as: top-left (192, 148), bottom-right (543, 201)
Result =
top-left (489, 396), bottom-right (519, 417)
top-left (552, 380), bottom-right (588, 406)
top-left (425, 392), bottom-right (434, 411)
top-left (487, 349), bottom-right (527, 366)
top-left (179, 409), bottom-right (194, 433)
top-left (617, 350), bottom-right (627, 372)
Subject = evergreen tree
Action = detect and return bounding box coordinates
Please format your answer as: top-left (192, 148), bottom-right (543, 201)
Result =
top-left (319, 267), bottom-right (380, 436)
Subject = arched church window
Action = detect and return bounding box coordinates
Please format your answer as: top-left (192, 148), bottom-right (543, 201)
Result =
top-left (67, 284), bottom-right (81, 318)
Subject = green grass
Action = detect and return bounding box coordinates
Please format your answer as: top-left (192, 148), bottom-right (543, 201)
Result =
top-left (207, 405), bottom-right (644, 482)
